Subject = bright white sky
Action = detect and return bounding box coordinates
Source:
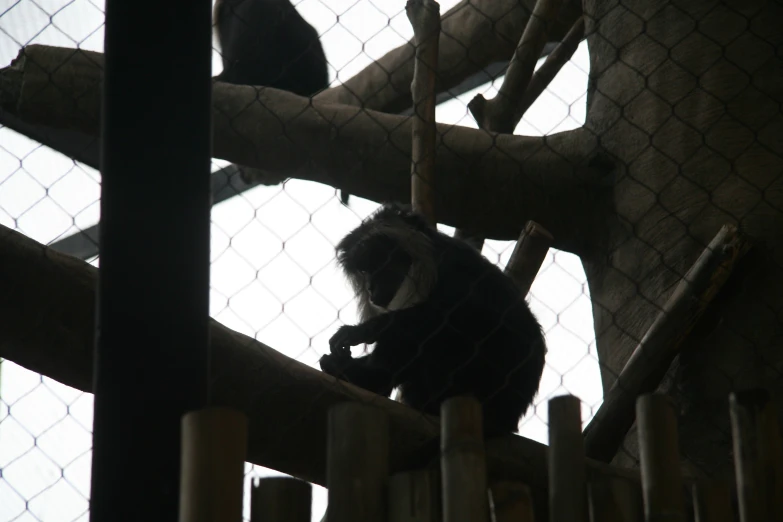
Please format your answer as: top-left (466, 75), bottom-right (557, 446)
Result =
top-left (0, 0), bottom-right (599, 521)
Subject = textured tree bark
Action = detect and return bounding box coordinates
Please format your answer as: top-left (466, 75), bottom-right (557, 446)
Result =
top-left (581, 0), bottom-right (783, 478)
top-left (313, 0), bottom-right (582, 114)
top-left (0, 44), bottom-right (612, 255)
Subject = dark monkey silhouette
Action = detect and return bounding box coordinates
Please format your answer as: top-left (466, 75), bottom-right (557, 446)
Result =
top-left (213, 0), bottom-right (329, 95)
top-left (320, 203), bottom-right (547, 435)
top-left (214, 0), bottom-right (351, 204)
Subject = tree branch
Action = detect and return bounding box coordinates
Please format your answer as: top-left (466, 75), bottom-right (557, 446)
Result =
top-left (0, 223), bottom-right (650, 518)
top-left (314, 0), bottom-right (582, 114)
top-left (502, 17), bottom-right (585, 129)
top-left (1, 44), bottom-right (612, 254)
top-left (459, 0), bottom-right (570, 250)
top-left (469, 9), bottom-right (583, 134)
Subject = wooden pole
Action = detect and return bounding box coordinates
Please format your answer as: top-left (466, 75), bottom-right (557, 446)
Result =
top-left (691, 480), bottom-right (734, 522)
top-left (504, 221), bottom-right (554, 296)
top-left (548, 395), bottom-right (587, 522)
top-left (588, 477), bottom-right (645, 522)
top-left (636, 394), bottom-right (686, 522)
top-left (326, 402), bottom-right (390, 522)
top-left (406, 0), bottom-right (440, 226)
top-left (729, 389), bottom-right (783, 522)
top-left (388, 469), bottom-right (441, 522)
top-left (489, 481), bottom-right (536, 522)
top-left (441, 396), bottom-right (490, 522)
top-left (250, 476), bottom-right (312, 522)
top-left (179, 408), bottom-right (248, 522)
top-left (584, 224), bottom-right (752, 463)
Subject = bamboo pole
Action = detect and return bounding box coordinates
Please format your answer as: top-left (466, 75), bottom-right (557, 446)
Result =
top-left (691, 480), bottom-right (734, 522)
top-left (588, 477), bottom-right (645, 522)
top-left (179, 408), bottom-right (248, 522)
top-left (326, 403), bottom-right (390, 522)
top-left (504, 221), bottom-right (554, 295)
top-left (548, 395), bottom-right (587, 522)
top-left (584, 224), bottom-right (752, 463)
top-left (441, 396), bottom-right (490, 522)
top-left (388, 469), bottom-right (441, 522)
top-left (406, 0), bottom-right (440, 225)
top-left (636, 394), bottom-right (686, 522)
top-left (489, 481), bottom-right (536, 522)
top-left (250, 476), bottom-right (312, 522)
top-left (729, 389), bottom-right (783, 522)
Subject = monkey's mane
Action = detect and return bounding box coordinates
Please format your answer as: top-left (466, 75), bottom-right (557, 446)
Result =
top-left (335, 203), bottom-right (438, 321)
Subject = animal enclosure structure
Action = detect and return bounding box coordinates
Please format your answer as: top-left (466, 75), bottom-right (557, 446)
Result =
top-left (0, 0), bottom-right (782, 519)
top-left (179, 391), bottom-right (783, 521)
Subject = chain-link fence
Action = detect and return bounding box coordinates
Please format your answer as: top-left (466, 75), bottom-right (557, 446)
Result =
top-left (1, 0), bottom-right (781, 519)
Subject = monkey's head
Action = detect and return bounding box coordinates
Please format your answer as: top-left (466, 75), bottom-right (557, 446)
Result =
top-left (336, 203), bottom-right (438, 317)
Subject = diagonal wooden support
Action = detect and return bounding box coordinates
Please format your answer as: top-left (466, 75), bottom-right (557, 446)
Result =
top-left (583, 224), bottom-right (753, 463)
top-left (504, 221), bottom-right (553, 296)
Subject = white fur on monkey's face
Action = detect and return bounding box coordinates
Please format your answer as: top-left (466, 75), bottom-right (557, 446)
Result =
top-left (368, 265), bottom-right (424, 313)
top-left (349, 254), bottom-right (437, 320)
top-left (341, 221), bottom-right (438, 322)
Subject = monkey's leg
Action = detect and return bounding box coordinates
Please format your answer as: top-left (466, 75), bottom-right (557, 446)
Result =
top-left (319, 353), bottom-right (394, 397)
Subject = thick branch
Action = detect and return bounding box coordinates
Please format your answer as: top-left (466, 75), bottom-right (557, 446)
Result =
top-left (583, 224), bottom-right (753, 463)
top-left (1, 44), bottom-right (611, 254)
top-left (0, 223), bottom-right (650, 517)
top-left (314, 0), bottom-right (582, 114)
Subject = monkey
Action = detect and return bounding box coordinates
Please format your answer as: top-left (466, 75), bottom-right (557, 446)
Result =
top-left (319, 203), bottom-right (547, 436)
top-left (213, 0), bottom-right (352, 204)
top-left (213, 0), bottom-right (328, 96)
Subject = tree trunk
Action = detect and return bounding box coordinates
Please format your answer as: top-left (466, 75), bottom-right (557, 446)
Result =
top-left (582, 0), bottom-right (783, 477)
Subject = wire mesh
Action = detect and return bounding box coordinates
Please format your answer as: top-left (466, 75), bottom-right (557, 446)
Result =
top-left (1, 0), bottom-right (781, 520)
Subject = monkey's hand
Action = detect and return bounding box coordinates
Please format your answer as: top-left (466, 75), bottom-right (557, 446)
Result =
top-left (329, 324), bottom-right (374, 354)
top-left (319, 351), bottom-right (353, 379)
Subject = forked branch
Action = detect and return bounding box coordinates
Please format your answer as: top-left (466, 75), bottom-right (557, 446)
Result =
top-left (457, 0), bottom-right (579, 251)
top-left (314, 0), bottom-right (583, 114)
top-left (468, 0), bottom-right (571, 134)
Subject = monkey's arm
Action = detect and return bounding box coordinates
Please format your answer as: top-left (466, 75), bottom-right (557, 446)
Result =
top-left (328, 303), bottom-right (446, 372)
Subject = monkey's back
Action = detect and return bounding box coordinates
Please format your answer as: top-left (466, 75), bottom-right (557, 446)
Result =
top-left (395, 232), bottom-right (547, 434)
top-left (214, 0), bottom-right (329, 96)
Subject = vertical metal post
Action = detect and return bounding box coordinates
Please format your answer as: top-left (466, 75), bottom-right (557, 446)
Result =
top-left (89, 0), bottom-right (213, 518)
